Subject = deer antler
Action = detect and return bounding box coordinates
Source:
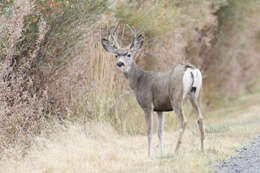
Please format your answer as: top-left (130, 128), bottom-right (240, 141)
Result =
top-left (109, 24), bottom-right (120, 48)
top-left (127, 24), bottom-right (141, 49)
top-left (127, 24), bottom-right (137, 38)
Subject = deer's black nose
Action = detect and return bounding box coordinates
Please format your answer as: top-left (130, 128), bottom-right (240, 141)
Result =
top-left (117, 62), bottom-right (124, 67)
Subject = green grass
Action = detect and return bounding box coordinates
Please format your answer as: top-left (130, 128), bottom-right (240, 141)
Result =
top-left (206, 125), bottom-right (230, 134)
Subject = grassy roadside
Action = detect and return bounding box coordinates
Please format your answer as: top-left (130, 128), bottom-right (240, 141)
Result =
top-left (1, 86), bottom-right (260, 173)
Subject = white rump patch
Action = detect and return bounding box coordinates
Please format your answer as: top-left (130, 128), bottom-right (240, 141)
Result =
top-left (183, 68), bottom-right (202, 99)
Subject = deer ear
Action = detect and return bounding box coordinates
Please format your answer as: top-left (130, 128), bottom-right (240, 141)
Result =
top-left (101, 38), bottom-right (118, 54)
top-left (130, 34), bottom-right (144, 51)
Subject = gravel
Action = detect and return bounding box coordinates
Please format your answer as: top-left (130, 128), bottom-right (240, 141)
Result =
top-left (212, 135), bottom-right (260, 173)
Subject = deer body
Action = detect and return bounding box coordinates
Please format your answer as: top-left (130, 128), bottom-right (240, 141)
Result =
top-left (126, 62), bottom-right (187, 112)
top-left (101, 25), bottom-right (205, 157)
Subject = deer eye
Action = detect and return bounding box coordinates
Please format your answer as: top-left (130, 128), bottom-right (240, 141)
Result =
top-left (115, 55), bottom-right (118, 58)
top-left (127, 54), bottom-right (131, 57)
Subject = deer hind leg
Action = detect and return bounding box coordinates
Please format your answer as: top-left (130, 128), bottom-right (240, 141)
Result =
top-left (174, 106), bottom-right (187, 153)
top-left (189, 95), bottom-right (205, 152)
top-left (144, 108), bottom-right (154, 157)
top-left (157, 112), bottom-right (165, 155)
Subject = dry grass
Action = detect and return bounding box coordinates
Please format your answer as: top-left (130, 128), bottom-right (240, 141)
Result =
top-left (1, 92), bottom-right (260, 173)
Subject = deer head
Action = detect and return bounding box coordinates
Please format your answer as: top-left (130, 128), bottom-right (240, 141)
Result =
top-left (101, 25), bottom-right (144, 73)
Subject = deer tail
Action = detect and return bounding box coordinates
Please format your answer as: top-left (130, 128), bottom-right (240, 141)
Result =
top-left (191, 69), bottom-right (202, 97)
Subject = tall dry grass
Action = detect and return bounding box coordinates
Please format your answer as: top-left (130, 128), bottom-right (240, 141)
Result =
top-left (55, 25), bottom-right (151, 134)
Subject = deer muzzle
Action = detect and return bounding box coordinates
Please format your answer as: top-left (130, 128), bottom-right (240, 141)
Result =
top-left (117, 61), bottom-right (125, 67)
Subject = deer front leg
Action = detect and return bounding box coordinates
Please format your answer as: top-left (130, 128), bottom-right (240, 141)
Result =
top-left (174, 107), bottom-right (187, 153)
top-left (144, 108), bottom-right (154, 157)
top-left (157, 112), bottom-right (165, 155)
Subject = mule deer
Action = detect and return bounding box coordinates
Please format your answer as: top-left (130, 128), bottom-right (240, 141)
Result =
top-left (101, 25), bottom-right (205, 157)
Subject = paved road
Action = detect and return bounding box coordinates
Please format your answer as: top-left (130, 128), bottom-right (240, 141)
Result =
top-left (212, 136), bottom-right (260, 173)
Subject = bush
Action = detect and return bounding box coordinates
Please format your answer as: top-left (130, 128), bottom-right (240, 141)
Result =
top-left (0, 0), bottom-right (109, 151)
top-left (114, 1), bottom-right (177, 43)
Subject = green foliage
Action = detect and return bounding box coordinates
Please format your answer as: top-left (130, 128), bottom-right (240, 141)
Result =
top-left (216, 0), bottom-right (259, 32)
top-left (37, 0), bottom-right (108, 19)
top-left (35, 0), bottom-right (108, 66)
top-left (173, 0), bottom-right (228, 7)
top-left (15, 14), bottom-right (40, 65)
top-left (115, 1), bottom-right (177, 40)
top-left (0, 0), bottom-right (13, 15)
top-left (0, 1), bottom-right (14, 61)
top-left (206, 125), bottom-right (230, 134)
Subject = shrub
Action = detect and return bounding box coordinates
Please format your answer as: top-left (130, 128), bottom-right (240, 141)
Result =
top-left (114, 1), bottom-right (177, 43)
top-left (0, 0), bottom-right (109, 151)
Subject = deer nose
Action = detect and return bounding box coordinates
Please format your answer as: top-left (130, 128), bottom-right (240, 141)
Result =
top-left (117, 62), bottom-right (124, 67)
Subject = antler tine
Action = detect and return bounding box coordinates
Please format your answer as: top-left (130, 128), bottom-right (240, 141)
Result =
top-left (110, 24), bottom-right (120, 48)
top-left (127, 24), bottom-right (137, 38)
top-left (127, 24), bottom-right (140, 48)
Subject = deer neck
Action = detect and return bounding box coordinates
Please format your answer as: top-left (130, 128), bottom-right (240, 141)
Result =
top-left (124, 62), bottom-right (144, 91)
